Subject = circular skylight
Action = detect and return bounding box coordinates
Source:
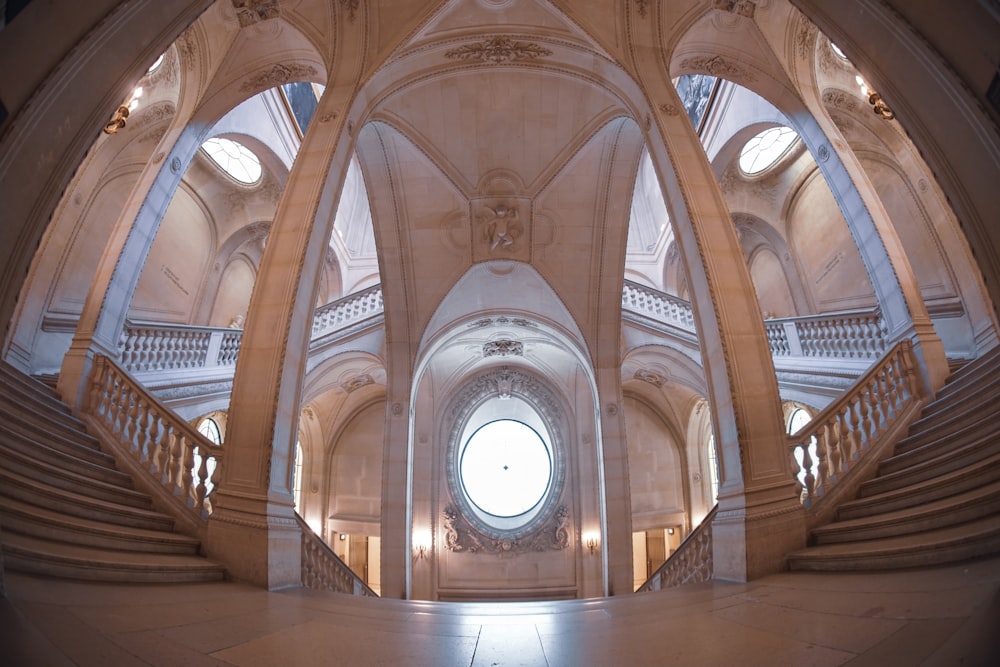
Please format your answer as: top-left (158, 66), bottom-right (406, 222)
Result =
top-left (201, 137), bottom-right (262, 184)
top-left (460, 419), bottom-right (552, 518)
top-left (147, 53), bottom-right (165, 74)
top-left (830, 43), bottom-right (847, 60)
top-left (738, 126), bottom-right (798, 175)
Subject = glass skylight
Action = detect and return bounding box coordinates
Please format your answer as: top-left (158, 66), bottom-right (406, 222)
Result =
top-left (460, 419), bottom-right (552, 518)
top-left (738, 126), bottom-right (798, 175)
top-left (201, 137), bottom-right (262, 184)
top-left (830, 43), bottom-right (847, 59)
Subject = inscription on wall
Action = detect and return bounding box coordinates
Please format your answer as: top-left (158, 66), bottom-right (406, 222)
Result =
top-left (161, 265), bottom-right (190, 296)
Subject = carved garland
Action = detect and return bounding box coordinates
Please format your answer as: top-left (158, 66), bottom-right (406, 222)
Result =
top-left (445, 36), bottom-right (552, 64)
top-left (443, 504), bottom-right (570, 555)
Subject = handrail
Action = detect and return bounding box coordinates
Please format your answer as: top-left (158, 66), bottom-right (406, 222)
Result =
top-left (788, 340), bottom-right (921, 515)
top-left (299, 515), bottom-right (378, 597)
top-left (636, 506), bottom-right (717, 593)
top-left (622, 280), bottom-right (696, 331)
top-left (83, 355), bottom-right (223, 529)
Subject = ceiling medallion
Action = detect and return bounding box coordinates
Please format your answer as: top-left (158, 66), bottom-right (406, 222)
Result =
top-left (445, 36), bottom-right (552, 64)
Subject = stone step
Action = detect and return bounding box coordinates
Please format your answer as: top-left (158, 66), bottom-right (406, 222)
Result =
top-left (0, 432), bottom-right (128, 488)
top-left (838, 451), bottom-right (1000, 521)
top-left (788, 514), bottom-right (1000, 571)
top-left (0, 441), bottom-right (149, 508)
top-left (813, 479), bottom-right (1000, 545)
top-left (0, 360), bottom-right (64, 402)
top-left (897, 378), bottom-right (1000, 452)
top-left (0, 467), bottom-right (176, 532)
top-left (862, 436), bottom-right (1000, 498)
top-left (0, 402), bottom-right (107, 466)
top-left (0, 366), bottom-right (89, 432)
top-left (0, 531), bottom-right (225, 584)
top-left (0, 495), bottom-right (200, 555)
top-left (939, 345), bottom-right (1000, 389)
top-left (880, 423), bottom-right (1000, 475)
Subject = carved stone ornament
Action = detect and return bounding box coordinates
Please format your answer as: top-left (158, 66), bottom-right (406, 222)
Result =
top-left (443, 504), bottom-right (570, 555)
top-left (483, 339), bottom-right (523, 358)
top-left (659, 103), bottom-right (680, 116)
top-left (468, 316), bottom-right (535, 329)
top-left (339, 0), bottom-right (360, 21)
top-left (445, 36), bottom-right (552, 64)
top-left (240, 63), bottom-right (318, 93)
top-left (634, 0), bottom-right (650, 17)
top-left (342, 374), bottom-right (374, 393)
top-left (634, 369), bottom-right (665, 387)
top-left (713, 0), bottom-right (756, 18)
top-left (822, 89), bottom-right (860, 114)
top-left (680, 55), bottom-right (755, 83)
top-left (232, 0), bottom-right (281, 27)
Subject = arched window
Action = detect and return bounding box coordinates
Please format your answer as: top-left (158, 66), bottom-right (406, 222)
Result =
top-left (707, 432), bottom-right (720, 504)
top-left (788, 408), bottom-right (818, 487)
top-left (194, 417), bottom-right (222, 495)
top-left (293, 441), bottom-right (304, 509)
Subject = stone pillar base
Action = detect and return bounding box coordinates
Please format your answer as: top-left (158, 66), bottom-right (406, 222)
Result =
top-left (712, 495), bottom-right (806, 582)
top-left (206, 497), bottom-right (302, 590)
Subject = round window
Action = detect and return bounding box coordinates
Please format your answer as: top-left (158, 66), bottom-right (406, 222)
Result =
top-left (738, 126), bottom-right (798, 175)
top-left (460, 419), bottom-right (552, 518)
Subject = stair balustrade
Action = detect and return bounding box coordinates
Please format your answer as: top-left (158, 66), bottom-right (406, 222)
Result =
top-left (312, 284), bottom-right (384, 338)
top-left (299, 516), bottom-right (378, 597)
top-left (119, 320), bottom-right (242, 373)
top-left (621, 281), bottom-right (696, 331)
top-left (637, 506), bottom-right (717, 593)
top-left (788, 340), bottom-right (921, 515)
top-left (765, 308), bottom-right (886, 359)
top-left (85, 355), bottom-right (222, 522)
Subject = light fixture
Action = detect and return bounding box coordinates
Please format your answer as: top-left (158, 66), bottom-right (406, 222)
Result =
top-left (583, 530), bottom-right (600, 556)
top-left (855, 75), bottom-right (894, 120)
top-left (103, 86), bottom-right (144, 134)
top-left (667, 527), bottom-right (675, 535)
top-left (413, 529), bottom-right (431, 561)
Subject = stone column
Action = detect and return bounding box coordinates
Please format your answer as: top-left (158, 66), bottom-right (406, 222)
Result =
top-left (628, 9), bottom-right (806, 581)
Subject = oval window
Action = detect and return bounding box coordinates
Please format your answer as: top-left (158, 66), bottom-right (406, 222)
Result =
top-left (201, 137), bottom-right (262, 184)
top-left (738, 126), bottom-right (798, 175)
top-left (460, 419), bottom-right (552, 518)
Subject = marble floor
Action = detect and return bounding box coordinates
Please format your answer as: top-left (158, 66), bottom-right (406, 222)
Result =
top-left (2, 555), bottom-right (999, 666)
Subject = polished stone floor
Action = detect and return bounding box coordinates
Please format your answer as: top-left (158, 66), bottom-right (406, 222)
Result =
top-left (2, 555), bottom-right (999, 666)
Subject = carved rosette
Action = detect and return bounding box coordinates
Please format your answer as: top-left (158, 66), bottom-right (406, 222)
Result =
top-left (443, 504), bottom-right (570, 555)
top-left (445, 36), bottom-right (552, 64)
top-left (634, 369), bottom-right (665, 387)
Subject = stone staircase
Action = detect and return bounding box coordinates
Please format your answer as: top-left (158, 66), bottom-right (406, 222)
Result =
top-left (0, 361), bottom-right (226, 583)
top-left (788, 347), bottom-right (1000, 571)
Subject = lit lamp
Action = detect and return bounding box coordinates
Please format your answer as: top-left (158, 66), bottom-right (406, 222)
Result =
top-left (583, 531), bottom-right (600, 556)
top-left (413, 529), bottom-right (431, 562)
top-left (104, 86), bottom-right (143, 134)
top-left (855, 75), bottom-right (894, 120)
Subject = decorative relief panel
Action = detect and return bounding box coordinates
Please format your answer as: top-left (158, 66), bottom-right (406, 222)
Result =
top-left (472, 198), bottom-right (531, 263)
top-left (483, 339), bottom-right (523, 357)
top-left (232, 0), bottom-right (281, 27)
top-left (240, 63), bottom-right (318, 93)
top-left (445, 36), bottom-right (552, 64)
top-left (680, 55), bottom-right (756, 84)
top-left (444, 504), bottom-right (570, 555)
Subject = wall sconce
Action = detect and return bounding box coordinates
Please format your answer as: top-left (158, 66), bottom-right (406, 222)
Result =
top-left (103, 86), bottom-right (143, 134)
top-left (413, 529), bottom-right (431, 562)
top-left (667, 527), bottom-right (675, 535)
top-left (855, 75), bottom-right (895, 120)
top-left (583, 531), bottom-right (600, 556)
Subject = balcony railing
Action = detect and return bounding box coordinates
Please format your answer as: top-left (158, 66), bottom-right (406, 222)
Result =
top-left (765, 308), bottom-right (887, 360)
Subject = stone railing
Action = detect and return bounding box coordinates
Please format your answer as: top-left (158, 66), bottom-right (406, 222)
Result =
top-left (119, 320), bottom-right (242, 373)
top-left (312, 284), bottom-right (384, 338)
top-left (299, 516), bottom-right (378, 597)
top-left (622, 280), bottom-right (696, 331)
top-left (636, 506), bottom-right (717, 593)
top-left (84, 355), bottom-right (223, 525)
top-left (788, 340), bottom-right (921, 514)
top-left (765, 308), bottom-right (887, 360)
